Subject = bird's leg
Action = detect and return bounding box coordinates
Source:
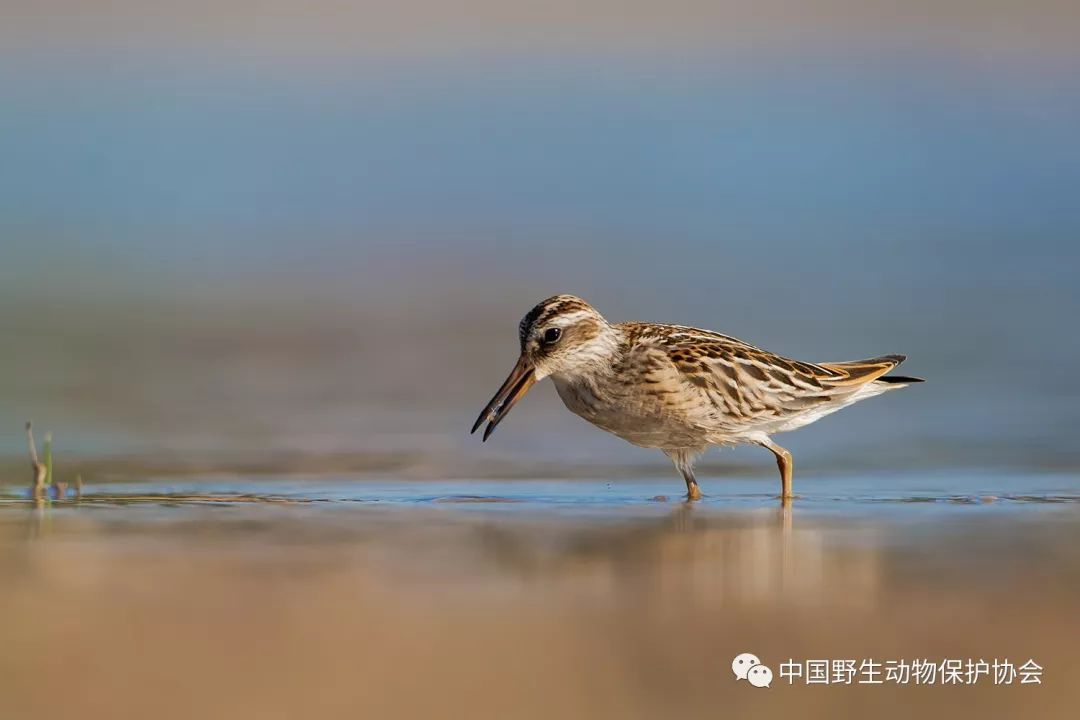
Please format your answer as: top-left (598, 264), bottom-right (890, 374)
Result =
top-left (666, 449), bottom-right (702, 501)
top-left (757, 438), bottom-right (793, 501)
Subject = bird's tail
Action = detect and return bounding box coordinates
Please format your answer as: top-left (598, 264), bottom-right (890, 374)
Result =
top-left (816, 355), bottom-right (924, 399)
top-left (817, 354), bottom-right (924, 387)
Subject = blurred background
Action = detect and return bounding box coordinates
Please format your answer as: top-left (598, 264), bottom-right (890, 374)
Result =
top-left (2, 6), bottom-right (1079, 719)
top-left (2, 0), bottom-right (1079, 475)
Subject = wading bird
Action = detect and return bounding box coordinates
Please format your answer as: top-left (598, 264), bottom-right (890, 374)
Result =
top-left (472, 295), bottom-right (921, 501)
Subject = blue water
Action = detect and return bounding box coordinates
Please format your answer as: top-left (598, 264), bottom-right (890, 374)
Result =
top-left (4, 473), bottom-right (1076, 519)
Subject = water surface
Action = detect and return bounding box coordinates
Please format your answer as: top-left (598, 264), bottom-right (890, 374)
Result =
top-left (1, 473), bottom-right (1076, 719)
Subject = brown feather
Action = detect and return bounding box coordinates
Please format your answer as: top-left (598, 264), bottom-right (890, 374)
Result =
top-left (816, 354), bottom-right (908, 387)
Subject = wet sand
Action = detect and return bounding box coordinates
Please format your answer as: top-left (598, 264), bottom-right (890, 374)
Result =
top-left (1, 476), bottom-right (1078, 719)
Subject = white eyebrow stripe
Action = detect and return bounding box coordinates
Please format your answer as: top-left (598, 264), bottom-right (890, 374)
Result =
top-left (544, 310), bottom-right (593, 327)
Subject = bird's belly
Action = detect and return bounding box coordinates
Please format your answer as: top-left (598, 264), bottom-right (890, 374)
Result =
top-left (551, 376), bottom-right (708, 449)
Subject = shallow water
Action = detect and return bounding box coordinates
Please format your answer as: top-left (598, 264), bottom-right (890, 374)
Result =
top-left (1, 473), bottom-right (1078, 719)
top-left (4, 472), bottom-right (1078, 510)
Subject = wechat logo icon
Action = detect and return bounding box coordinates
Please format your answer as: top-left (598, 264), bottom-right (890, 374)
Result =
top-left (733, 652), bottom-right (773, 688)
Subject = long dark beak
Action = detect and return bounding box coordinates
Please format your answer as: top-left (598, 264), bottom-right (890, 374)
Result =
top-left (470, 355), bottom-right (537, 441)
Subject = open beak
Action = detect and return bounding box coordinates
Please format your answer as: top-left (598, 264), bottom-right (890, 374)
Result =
top-left (470, 355), bottom-right (537, 441)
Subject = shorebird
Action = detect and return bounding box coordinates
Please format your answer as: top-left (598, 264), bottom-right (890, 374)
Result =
top-left (471, 295), bottom-right (922, 501)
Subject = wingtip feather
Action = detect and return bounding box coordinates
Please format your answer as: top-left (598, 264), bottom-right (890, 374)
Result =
top-left (876, 375), bottom-right (924, 385)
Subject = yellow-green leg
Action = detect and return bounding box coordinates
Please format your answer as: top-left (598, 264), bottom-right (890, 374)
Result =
top-left (758, 438), bottom-right (793, 501)
top-left (666, 449), bottom-right (702, 501)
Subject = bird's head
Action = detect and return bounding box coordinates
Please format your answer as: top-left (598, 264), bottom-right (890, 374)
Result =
top-left (471, 295), bottom-right (617, 440)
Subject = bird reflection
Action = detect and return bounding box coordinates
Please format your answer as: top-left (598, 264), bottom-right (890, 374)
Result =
top-left (467, 501), bottom-right (878, 608)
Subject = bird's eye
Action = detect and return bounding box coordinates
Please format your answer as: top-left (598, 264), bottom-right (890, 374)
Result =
top-left (542, 327), bottom-right (562, 345)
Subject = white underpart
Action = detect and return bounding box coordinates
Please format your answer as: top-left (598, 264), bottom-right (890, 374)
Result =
top-left (740, 380), bottom-right (904, 441)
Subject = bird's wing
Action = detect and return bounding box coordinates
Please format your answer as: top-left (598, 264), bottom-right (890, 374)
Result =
top-left (622, 324), bottom-right (904, 425)
top-left (815, 355), bottom-right (908, 385)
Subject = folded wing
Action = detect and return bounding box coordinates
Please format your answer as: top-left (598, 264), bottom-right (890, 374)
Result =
top-left (624, 324), bottom-right (915, 433)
